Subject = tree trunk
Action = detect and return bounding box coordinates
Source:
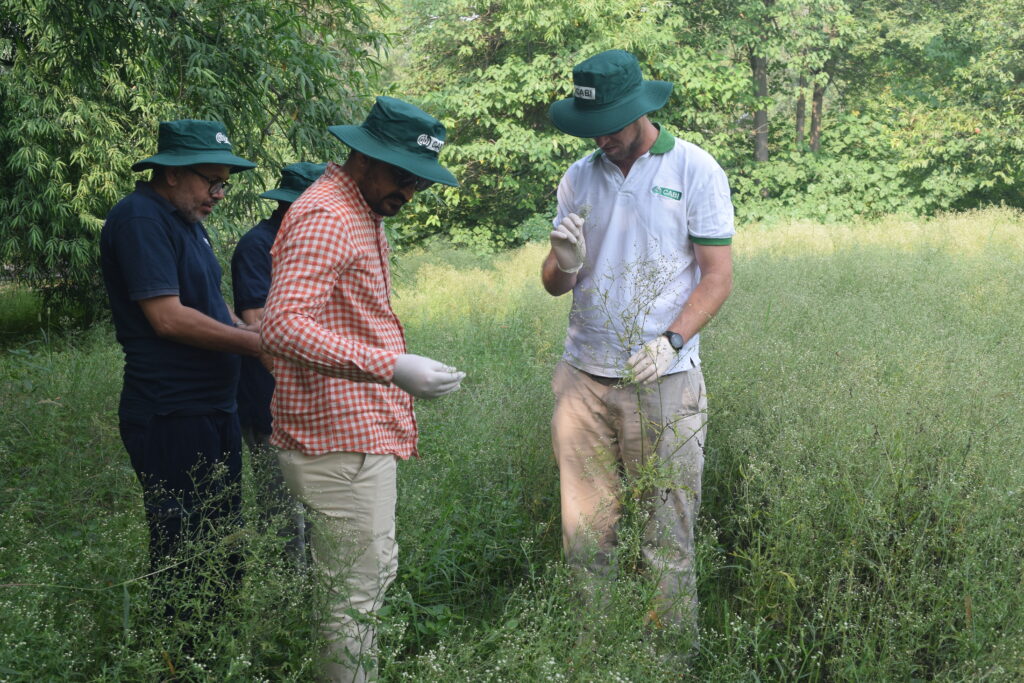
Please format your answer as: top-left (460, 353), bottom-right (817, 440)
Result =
top-left (796, 75), bottom-right (806, 146)
top-left (810, 80), bottom-right (825, 152)
top-left (749, 49), bottom-right (769, 162)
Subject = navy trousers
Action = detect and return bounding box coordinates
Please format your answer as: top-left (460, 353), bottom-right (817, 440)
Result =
top-left (120, 412), bottom-right (243, 623)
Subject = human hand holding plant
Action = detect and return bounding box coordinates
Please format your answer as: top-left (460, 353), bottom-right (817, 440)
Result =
top-left (625, 336), bottom-right (676, 384)
top-left (550, 213), bottom-right (586, 273)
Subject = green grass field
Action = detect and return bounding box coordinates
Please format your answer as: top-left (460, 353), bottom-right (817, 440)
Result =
top-left (2, 208), bottom-right (1023, 681)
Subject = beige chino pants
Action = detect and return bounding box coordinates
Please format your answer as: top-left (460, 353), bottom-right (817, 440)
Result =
top-left (551, 360), bottom-right (707, 630)
top-left (277, 449), bottom-right (398, 683)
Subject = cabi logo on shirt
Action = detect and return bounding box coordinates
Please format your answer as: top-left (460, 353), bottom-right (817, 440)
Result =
top-left (651, 185), bottom-right (682, 201)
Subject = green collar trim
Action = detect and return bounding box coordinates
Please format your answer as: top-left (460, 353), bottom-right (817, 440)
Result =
top-left (591, 124), bottom-right (675, 159)
top-left (649, 125), bottom-right (675, 154)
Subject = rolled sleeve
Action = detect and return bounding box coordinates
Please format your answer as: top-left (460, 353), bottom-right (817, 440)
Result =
top-left (687, 161), bottom-right (735, 244)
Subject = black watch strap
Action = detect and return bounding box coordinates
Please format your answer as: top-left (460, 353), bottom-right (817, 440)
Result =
top-left (663, 331), bottom-right (685, 351)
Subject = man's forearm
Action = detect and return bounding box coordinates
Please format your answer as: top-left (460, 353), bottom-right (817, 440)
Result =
top-left (541, 250), bottom-right (577, 296)
top-left (667, 271), bottom-right (733, 343)
top-left (140, 296), bottom-right (261, 356)
top-left (240, 308), bottom-right (264, 325)
top-left (261, 308), bottom-right (399, 383)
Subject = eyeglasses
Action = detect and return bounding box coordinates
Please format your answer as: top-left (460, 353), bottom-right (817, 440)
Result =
top-left (184, 167), bottom-right (231, 196)
top-left (387, 164), bottom-right (434, 192)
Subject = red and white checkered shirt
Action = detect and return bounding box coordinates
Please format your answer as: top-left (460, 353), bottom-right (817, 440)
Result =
top-left (261, 162), bottom-right (417, 458)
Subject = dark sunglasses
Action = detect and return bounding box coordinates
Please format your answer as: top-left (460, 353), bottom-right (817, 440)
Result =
top-left (184, 167), bottom-right (231, 196)
top-left (387, 164), bottom-right (434, 192)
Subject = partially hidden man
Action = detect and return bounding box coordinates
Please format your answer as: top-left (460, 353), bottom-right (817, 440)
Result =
top-left (100, 120), bottom-right (262, 633)
top-left (231, 162), bottom-right (326, 566)
top-left (261, 97), bottom-right (465, 683)
top-left (542, 50), bottom-right (735, 641)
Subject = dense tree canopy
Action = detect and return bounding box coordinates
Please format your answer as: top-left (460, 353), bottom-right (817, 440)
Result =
top-left (1, 0), bottom-right (1021, 307)
top-left (0, 0), bottom-right (385, 314)
top-left (384, 0), bottom-right (1023, 248)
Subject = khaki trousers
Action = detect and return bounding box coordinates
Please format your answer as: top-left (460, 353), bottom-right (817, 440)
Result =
top-left (551, 360), bottom-right (707, 629)
top-left (277, 450), bottom-right (398, 683)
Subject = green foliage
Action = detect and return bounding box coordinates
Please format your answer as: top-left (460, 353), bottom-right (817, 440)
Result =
top-left (0, 0), bottom-right (386, 317)
top-left (0, 283), bottom-right (41, 344)
top-left (381, 0), bottom-right (1023, 243)
top-left (732, 99), bottom-right (1023, 222)
top-left (4, 210), bottom-right (1024, 679)
top-left (385, 0), bottom-right (752, 250)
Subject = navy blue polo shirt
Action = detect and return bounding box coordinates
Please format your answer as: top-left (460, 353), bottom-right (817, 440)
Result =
top-left (230, 216), bottom-right (280, 435)
top-left (100, 181), bottom-right (240, 424)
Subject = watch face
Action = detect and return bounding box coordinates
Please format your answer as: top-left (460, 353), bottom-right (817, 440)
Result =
top-left (665, 331), bottom-right (684, 350)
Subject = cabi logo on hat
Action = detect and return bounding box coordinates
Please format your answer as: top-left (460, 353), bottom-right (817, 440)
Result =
top-left (132, 119), bottom-right (257, 173)
top-left (328, 96), bottom-right (459, 187)
top-left (549, 50), bottom-right (673, 138)
top-left (259, 162), bottom-right (327, 203)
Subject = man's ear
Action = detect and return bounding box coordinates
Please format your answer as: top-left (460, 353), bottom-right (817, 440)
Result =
top-left (161, 167), bottom-right (183, 188)
top-left (343, 150), bottom-right (370, 180)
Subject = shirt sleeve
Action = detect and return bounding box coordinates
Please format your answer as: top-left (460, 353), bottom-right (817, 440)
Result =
top-left (686, 153), bottom-right (736, 245)
top-left (231, 230), bottom-right (271, 313)
top-left (554, 170), bottom-right (574, 227)
top-left (111, 217), bottom-right (181, 300)
top-left (260, 206), bottom-right (399, 383)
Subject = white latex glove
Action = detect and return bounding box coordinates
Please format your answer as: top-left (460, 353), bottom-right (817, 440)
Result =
top-left (392, 353), bottom-right (466, 398)
top-left (625, 336), bottom-right (677, 384)
top-left (550, 213), bottom-right (586, 273)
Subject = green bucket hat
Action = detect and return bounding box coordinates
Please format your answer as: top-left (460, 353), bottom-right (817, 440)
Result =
top-left (328, 96), bottom-right (459, 187)
top-left (132, 119), bottom-right (257, 173)
top-left (549, 50), bottom-right (673, 138)
top-left (259, 162), bottom-right (327, 203)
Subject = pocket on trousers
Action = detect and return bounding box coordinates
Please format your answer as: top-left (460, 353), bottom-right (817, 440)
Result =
top-left (335, 452), bottom-right (369, 484)
top-left (676, 369), bottom-right (705, 417)
top-left (551, 360), bottom-right (569, 396)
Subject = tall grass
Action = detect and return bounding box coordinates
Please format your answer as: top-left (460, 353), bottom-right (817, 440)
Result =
top-left (1, 208), bottom-right (1022, 680)
top-left (0, 285), bottom-right (42, 345)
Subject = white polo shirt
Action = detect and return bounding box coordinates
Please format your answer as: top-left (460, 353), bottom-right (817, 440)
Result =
top-left (554, 127), bottom-right (735, 377)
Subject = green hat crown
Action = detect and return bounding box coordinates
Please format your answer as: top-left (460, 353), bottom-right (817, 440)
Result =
top-left (549, 50), bottom-right (673, 138)
top-left (571, 50), bottom-right (644, 108)
top-left (328, 96), bottom-right (459, 187)
top-left (132, 119), bottom-right (257, 173)
top-left (260, 162), bottom-right (327, 203)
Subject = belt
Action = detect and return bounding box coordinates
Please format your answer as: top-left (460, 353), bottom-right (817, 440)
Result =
top-left (582, 370), bottom-right (623, 386)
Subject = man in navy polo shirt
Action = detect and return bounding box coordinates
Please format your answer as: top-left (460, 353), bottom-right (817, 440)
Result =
top-left (231, 162), bottom-right (324, 565)
top-left (100, 119), bottom-right (262, 629)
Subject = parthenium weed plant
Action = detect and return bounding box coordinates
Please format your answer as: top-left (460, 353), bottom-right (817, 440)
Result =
top-left (2, 208), bottom-right (1023, 680)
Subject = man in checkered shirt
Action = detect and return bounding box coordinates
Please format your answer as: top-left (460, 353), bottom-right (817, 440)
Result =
top-left (261, 97), bottom-right (464, 683)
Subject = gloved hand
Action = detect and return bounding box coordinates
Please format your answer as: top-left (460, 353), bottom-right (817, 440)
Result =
top-left (392, 353), bottom-right (465, 398)
top-left (625, 336), bottom-right (677, 384)
top-left (550, 213), bottom-right (586, 273)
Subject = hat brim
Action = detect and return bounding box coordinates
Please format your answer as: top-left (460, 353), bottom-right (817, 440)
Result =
top-left (259, 189), bottom-right (300, 203)
top-left (132, 151), bottom-right (257, 173)
top-left (328, 125), bottom-right (459, 187)
top-left (549, 80), bottom-right (673, 138)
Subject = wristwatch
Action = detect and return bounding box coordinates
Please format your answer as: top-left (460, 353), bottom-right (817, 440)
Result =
top-left (662, 330), bottom-right (685, 351)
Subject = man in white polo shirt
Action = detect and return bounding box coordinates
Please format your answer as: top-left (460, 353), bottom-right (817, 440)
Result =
top-left (542, 49), bottom-right (735, 640)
